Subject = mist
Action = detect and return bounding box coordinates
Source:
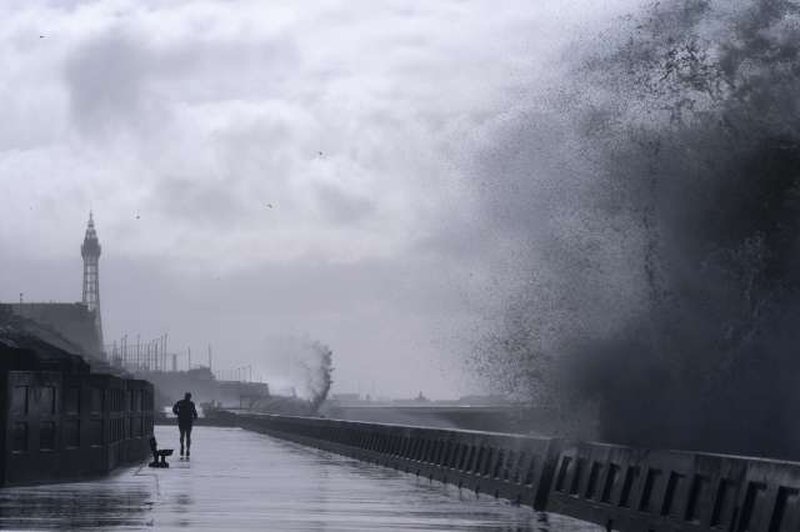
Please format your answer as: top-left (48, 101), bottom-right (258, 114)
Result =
top-left (259, 335), bottom-right (333, 411)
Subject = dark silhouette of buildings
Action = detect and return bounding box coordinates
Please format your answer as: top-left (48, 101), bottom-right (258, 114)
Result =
top-left (6, 213), bottom-right (104, 364)
top-left (9, 303), bottom-right (103, 361)
top-left (0, 215), bottom-right (154, 485)
top-left (0, 307), bottom-right (153, 486)
top-left (80, 211), bottom-right (103, 348)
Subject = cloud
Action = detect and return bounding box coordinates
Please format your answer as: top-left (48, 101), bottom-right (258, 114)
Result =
top-left (150, 176), bottom-right (246, 227)
top-left (314, 182), bottom-right (374, 225)
top-left (0, 0), bottom-right (645, 398)
top-left (65, 30), bottom-right (149, 136)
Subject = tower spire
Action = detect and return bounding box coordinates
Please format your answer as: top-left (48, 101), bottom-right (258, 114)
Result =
top-left (81, 211), bottom-right (103, 347)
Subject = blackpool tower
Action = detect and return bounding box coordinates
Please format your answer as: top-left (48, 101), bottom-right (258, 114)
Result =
top-left (81, 211), bottom-right (103, 346)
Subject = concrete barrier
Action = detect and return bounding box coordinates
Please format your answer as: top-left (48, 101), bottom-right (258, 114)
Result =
top-left (234, 412), bottom-right (559, 510)
top-left (548, 441), bottom-right (800, 532)
top-left (231, 412), bottom-right (800, 532)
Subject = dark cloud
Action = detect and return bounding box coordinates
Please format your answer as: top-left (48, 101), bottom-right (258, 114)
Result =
top-left (151, 176), bottom-right (247, 227)
top-left (64, 31), bottom-right (151, 136)
top-left (314, 183), bottom-right (374, 225)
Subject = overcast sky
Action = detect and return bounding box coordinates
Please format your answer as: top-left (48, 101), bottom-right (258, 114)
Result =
top-left (0, 0), bottom-right (641, 398)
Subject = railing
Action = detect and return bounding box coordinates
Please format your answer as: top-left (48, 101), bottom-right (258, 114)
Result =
top-left (229, 412), bottom-right (800, 532)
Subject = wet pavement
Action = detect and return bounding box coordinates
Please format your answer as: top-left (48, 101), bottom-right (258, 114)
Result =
top-left (0, 426), bottom-right (604, 531)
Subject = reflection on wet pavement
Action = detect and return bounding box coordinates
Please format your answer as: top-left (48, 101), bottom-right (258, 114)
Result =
top-left (0, 426), bottom-right (605, 531)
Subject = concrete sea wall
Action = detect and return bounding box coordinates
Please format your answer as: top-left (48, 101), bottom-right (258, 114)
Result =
top-left (230, 412), bottom-right (800, 532)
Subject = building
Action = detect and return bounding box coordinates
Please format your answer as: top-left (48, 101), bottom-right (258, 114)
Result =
top-left (6, 213), bottom-right (105, 364)
top-left (80, 211), bottom-right (103, 348)
top-left (0, 307), bottom-right (153, 486)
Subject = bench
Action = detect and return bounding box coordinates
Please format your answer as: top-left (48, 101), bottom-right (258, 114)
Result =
top-left (148, 436), bottom-right (174, 468)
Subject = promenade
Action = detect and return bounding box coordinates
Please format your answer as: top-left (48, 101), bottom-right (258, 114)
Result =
top-left (0, 426), bottom-right (603, 530)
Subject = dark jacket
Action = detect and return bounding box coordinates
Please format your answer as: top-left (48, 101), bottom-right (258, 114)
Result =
top-left (172, 399), bottom-right (198, 425)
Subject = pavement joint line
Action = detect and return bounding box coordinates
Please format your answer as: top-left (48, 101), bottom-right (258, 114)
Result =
top-left (132, 463), bottom-right (161, 496)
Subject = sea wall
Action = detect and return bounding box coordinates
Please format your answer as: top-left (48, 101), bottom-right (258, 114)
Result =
top-left (230, 412), bottom-right (800, 532)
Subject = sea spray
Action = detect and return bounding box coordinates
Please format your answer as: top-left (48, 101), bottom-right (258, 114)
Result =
top-left (257, 335), bottom-right (334, 415)
top-left (473, 0), bottom-right (800, 458)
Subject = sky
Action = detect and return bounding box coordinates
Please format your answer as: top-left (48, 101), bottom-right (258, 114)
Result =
top-left (0, 0), bottom-right (641, 399)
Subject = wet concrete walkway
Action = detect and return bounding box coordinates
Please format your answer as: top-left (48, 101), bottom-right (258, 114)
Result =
top-left (0, 426), bottom-right (603, 531)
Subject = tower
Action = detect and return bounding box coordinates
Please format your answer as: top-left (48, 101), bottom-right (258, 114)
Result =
top-left (81, 212), bottom-right (103, 346)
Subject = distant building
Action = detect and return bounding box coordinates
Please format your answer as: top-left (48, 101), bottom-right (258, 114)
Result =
top-left (329, 393), bottom-right (364, 406)
top-left (332, 393), bottom-right (362, 402)
top-left (143, 366), bottom-right (270, 409)
top-left (4, 213), bottom-right (105, 363)
top-left (80, 211), bottom-right (103, 347)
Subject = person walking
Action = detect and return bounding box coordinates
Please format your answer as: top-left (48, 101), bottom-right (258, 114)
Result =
top-left (172, 392), bottom-right (199, 458)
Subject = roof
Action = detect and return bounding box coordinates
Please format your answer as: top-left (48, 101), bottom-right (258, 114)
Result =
top-left (0, 307), bottom-right (90, 373)
top-left (3, 302), bottom-right (103, 358)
